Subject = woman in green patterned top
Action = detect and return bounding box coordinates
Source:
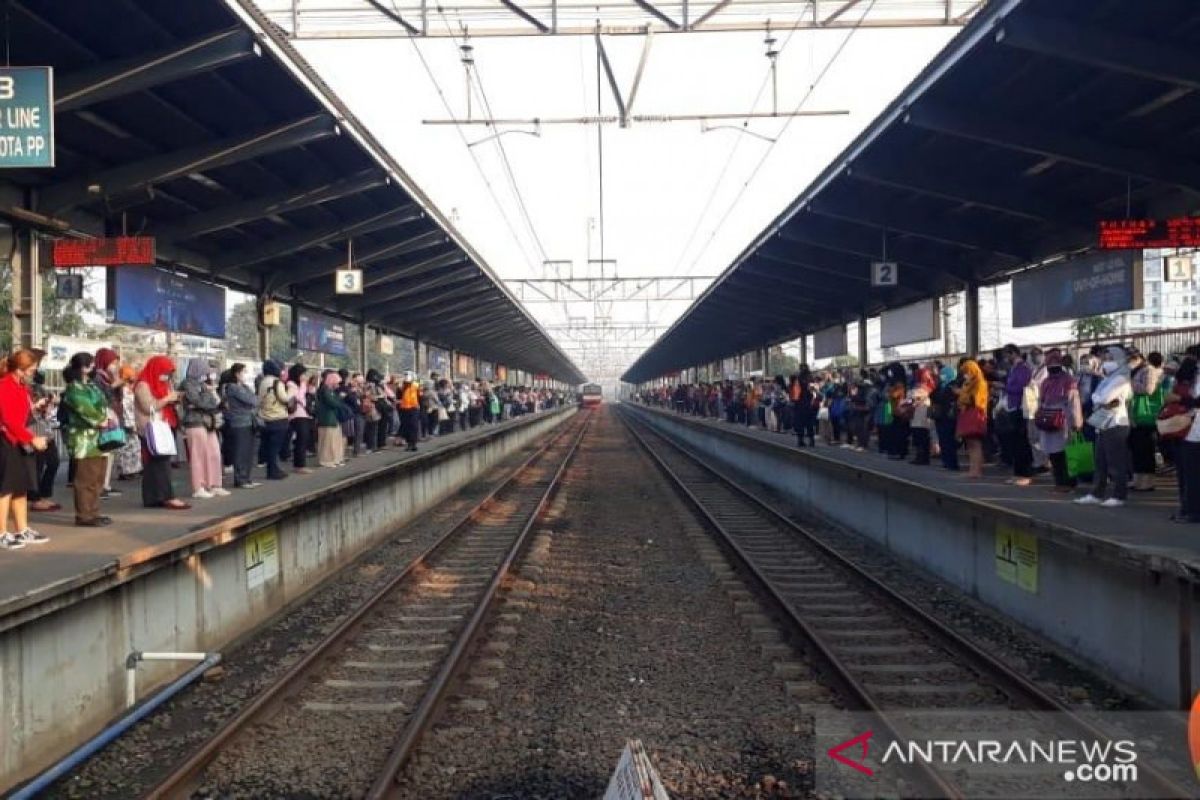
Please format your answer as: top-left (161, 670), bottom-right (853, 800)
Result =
top-left (63, 352), bottom-right (112, 527)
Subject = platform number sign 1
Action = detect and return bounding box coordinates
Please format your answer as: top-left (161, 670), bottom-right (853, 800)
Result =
top-left (0, 67), bottom-right (54, 168)
top-left (335, 268), bottom-right (363, 294)
top-left (1167, 255), bottom-right (1194, 282)
top-left (871, 261), bottom-right (898, 287)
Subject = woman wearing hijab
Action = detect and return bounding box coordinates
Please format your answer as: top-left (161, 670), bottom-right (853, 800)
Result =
top-left (92, 347), bottom-right (126, 499)
top-left (908, 365), bottom-right (937, 465)
top-left (63, 352), bottom-right (113, 527)
top-left (1128, 349), bottom-right (1163, 492)
top-left (256, 359), bottom-right (291, 480)
top-left (956, 359), bottom-right (988, 479)
top-left (316, 370), bottom-right (349, 467)
top-left (219, 364), bottom-right (259, 489)
top-left (1034, 349), bottom-right (1083, 492)
top-left (931, 364), bottom-right (959, 471)
top-left (134, 355), bottom-right (190, 510)
top-left (115, 365), bottom-right (143, 481)
top-left (1075, 346), bottom-right (1133, 508)
top-left (1168, 357), bottom-right (1200, 522)
top-left (180, 359), bottom-right (226, 499)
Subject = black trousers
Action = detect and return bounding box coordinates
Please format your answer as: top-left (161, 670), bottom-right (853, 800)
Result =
top-left (1179, 441), bottom-right (1200, 521)
top-left (227, 425), bottom-right (255, 486)
top-left (376, 415), bottom-right (390, 450)
top-left (141, 450), bottom-right (175, 507)
top-left (400, 409), bottom-right (421, 447)
top-left (1129, 425), bottom-right (1157, 474)
top-left (1048, 450), bottom-right (1074, 488)
top-left (290, 418), bottom-right (311, 469)
top-left (1008, 410), bottom-right (1033, 477)
top-left (260, 420), bottom-right (288, 479)
top-left (28, 443), bottom-right (60, 501)
top-left (911, 427), bottom-right (930, 463)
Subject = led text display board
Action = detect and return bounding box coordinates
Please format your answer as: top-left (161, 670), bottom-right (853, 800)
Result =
top-left (1099, 218), bottom-right (1200, 250)
top-left (53, 236), bottom-right (156, 267)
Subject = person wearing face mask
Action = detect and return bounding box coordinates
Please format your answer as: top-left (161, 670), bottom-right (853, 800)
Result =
top-left (1026, 346), bottom-right (1049, 474)
top-left (0, 349), bottom-right (49, 549)
top-left (180, 360), bottom-right (226, 499)
top-left (398, 371), bottom-right (422, 452)
top-left (220, 364), bottom-right (260, 489)
top-left (1001, 344), bottom-right (1035, 486)
top-left (92, 347), bottom-right (125, 500)
top-left (1033, 349), bottom-right (1082, 492)
top-left (135, 356), bottom-right (190, 510)
top-left (1075, 346), bottom-right (1134, 508)
top-left (63, 352), bottom-right (114, 527)
top-left (1128, 349), bottom-right (1163, 492)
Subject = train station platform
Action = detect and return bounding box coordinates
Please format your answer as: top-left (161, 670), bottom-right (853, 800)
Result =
top-left (621, 402), bottom-right (1200, 711)
top-left (0, 406), bottom-right (575, 791)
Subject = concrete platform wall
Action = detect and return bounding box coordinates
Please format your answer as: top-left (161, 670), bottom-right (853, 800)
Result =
top-left (626, 404), bottom-right (1196, 708)
top-left (0, 408), bottom-right (573, 790)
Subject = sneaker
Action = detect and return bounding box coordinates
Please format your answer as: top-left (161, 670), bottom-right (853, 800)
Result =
top-left (210, 487), bottom-right (231, 497)
top-left (1, 533), bottom-right (25, 550)
top-left (1101, 498), bottom-right (1125, 508)
top-left (101, 488), bottom-right (122, 498)
top-left (192, 488), bottom-right (214, 499)
top-left (223, 466), bottom-right (234, 475)
top-left (16, 528), bottom-right (49, 545)
top-left (1073, 494), bottom-right (1101, 505)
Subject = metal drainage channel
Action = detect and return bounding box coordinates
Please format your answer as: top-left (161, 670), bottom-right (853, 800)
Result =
top-left (618, 407), bottom-right (1188, 800)
top-left (146, 410), bottom-right (593, 800)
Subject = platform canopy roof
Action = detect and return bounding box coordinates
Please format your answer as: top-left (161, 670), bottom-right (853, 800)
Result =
top-left (3, 0), bottom-right (584, 384)
top-left (623, 0), bottom-right (1200, 383)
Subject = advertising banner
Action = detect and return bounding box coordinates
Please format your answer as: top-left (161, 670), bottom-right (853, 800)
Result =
top-left (1012, 250), bottom-right (1143, 328)
top-left (294, 309), bottom-right (347, 356)
top-left (814, 325), bottom-right (849, 359)
top-left (107, 267), bottom-right (226, 338)
top-left (428, 346), bottom-right (450, 377)
top-left (880, 298), bottom-right (941, 347)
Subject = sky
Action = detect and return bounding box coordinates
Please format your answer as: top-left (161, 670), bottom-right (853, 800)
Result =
top-left (289, 18), bottom-right (965, 377)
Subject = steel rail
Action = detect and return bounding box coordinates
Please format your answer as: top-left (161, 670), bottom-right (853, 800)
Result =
top-left (619, 407), bottom-right (1191, 799)
top-left (370, 410), bottom-right (593, 798)
top-left (144, 411), bottom-right (590, 800)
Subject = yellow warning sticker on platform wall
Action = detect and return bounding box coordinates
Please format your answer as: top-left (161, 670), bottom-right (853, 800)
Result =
top-left (995, 525), bottom-right (1038, 593)
top-left (244, 526), bottom-right (280, 591)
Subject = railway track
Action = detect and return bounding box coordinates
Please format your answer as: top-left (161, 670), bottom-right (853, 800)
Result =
top-left (619, 407), bottom-right (1189, 799)
top-left (146, 410), bottom-right (591, 800)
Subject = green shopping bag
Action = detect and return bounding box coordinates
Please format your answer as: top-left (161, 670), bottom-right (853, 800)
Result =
top-left (1132, 387), bottom-right (1164, 427)
top-left (1065, 432), bottom-right (1094, 478)
top-left (882, 401), bottom-right (894, 425)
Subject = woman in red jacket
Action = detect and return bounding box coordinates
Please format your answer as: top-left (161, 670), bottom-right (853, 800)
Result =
top-left (0, 349), bottom-right (50, 549)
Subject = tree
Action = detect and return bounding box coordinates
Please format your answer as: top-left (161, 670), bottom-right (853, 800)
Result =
top-left (1071, 315), bottom-right (1119, 342)
top-left (0, 263), bottom-right (100, 351)
top-left (830, 355), bottom-right (860, 368)
top-left (226, 299), bottom-right (299, 364)
top-left (767, 347), bottom-right (799, 376)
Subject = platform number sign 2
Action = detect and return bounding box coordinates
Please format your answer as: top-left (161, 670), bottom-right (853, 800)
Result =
top-left (335, 268), bottom-right (363, 294)
top-left (871, 261), bottom-right (898, 287)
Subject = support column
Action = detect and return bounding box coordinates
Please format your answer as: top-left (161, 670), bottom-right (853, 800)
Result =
top-left (761, 346), bottom-right (769, 376)
top-left (449, 349), bottom-right (456, 381)
top-left (857, 315), bottom-right (868, 367)
top-left (413, 335), bottom-right (423, 376)
top-left (964, 282), bottom-right (981, 358)
top-left (9, 226), bottom-right (41, 351)
top-left (359, 322), bottom-right (369, 373)
top-left (799, 335), bottom-right (808, 366)
top-left (255, 296), bottom-right (271, 362)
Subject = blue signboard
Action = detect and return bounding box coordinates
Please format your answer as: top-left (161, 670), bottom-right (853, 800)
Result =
top-left (1012, 250), bottom-right (1144, 328)
top-left (108, 268), bottom-right (227, 338)
top-left (0, 67), bottom-right (53, 168)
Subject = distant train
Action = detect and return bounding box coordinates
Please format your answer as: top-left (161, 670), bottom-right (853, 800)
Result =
top-left (580, 383), bottom-right (603, 407)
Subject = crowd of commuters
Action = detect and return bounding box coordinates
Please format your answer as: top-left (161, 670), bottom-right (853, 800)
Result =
top-left (638, 341), bottom-right (1200, 518)
top-left (0, 346), bottom-right (568, 550)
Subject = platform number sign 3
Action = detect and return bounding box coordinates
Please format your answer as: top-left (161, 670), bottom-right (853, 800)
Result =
top-left (871, 261), bottom-right (898, 287)
top-left (335, 268), bottom-right (363, 294)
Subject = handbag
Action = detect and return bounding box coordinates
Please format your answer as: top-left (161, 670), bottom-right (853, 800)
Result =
top-left (1065, 432), bottom-right (1094, 478)
top-left (955, 405), bottom-right (987, 439)
top-left (144, 413), bottom-right (177, 457)
top-left (1033, 406), bottom-right (1065, 432)
top-left (98, 426), bottom-right (127, 452)
top-left (1157, 403), bottom-right (1194, 441)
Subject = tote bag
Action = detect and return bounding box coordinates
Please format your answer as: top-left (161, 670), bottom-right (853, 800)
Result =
top-left (1065, 433), bottom-right (1094, 478)
top-left (955, 405), bottom-right (987, 440)
top-left (144, 413), bottom-right (177, 457)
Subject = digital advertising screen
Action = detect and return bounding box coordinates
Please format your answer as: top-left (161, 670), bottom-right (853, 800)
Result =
top-left (428, 347), bottom-right (450, 376)
top-left (294, 309), bottom-right (348, 356)
top-left (1012, 250), bottom-right (1143, 328)
top-left (107, 267), bottom-right (226, 338)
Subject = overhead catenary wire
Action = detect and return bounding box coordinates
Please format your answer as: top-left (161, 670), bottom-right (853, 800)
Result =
top-left (398, 3), bottom-right (541, 273)
top-left (439, 10), bottom-right (551, 266)
top-left (682, 0), bottom-right (880, 285)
